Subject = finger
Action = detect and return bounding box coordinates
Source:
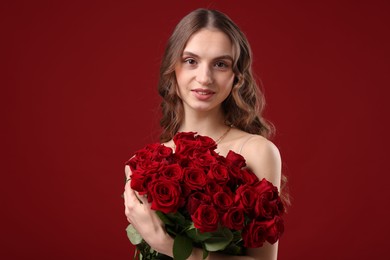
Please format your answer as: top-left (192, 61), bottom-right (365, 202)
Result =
top-left (135, 191), bottom-right (149, 205)
top-left (123, 190), bottom-right (131, 219)
top-left (124, 179), bottom-right (141, 206)
top-left (123, 167), bottom-right (143, 206)
top-left (125, 188), bottom-right (141, 205)
top-left (125, 165), bottom-right (131, 180)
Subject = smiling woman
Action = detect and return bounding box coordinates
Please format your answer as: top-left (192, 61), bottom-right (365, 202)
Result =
top-left (124, 8), bottom-right (288, 260)
top-left (175, 29), bottom-right (235, 113)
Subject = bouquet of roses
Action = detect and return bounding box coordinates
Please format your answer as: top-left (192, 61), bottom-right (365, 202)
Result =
top-left (125, 132), bottom-right (284, 260)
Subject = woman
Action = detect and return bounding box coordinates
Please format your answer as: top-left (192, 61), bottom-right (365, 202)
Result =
top-left (124, 9), bottom-right (286, 260)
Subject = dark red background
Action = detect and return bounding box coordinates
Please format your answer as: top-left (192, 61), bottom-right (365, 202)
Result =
top-left (2, 1), bottom-right (389, 259)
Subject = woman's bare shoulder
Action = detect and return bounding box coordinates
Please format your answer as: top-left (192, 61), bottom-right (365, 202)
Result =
top-left (238, 133), bottom-right (282, 188)
top-left (162, 140), bottom-right (175, 149)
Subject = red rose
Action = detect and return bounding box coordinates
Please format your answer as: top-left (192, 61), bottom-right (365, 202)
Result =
top-left (215, 153), bottom-right (228, 165)
top-left (235, 184), bottom-right (258, 215)
top-left (173, 132), bottom-right (197, 142)
top-left (241, 169), bottom-right (259, 185)
top-left (187, 192), bottom-right (212, 215)
top-left (128, 151), bottom-right (165, 173)
top-left (160, 164), bottom-right (183, 182)
top-left (128, 156), bottom-right (165, 196)
top-left (188, 150), bottom-right (217, 168)
top-left (225, 166), bottom-right (242, 188)
top-left (153, 144), bottom-right (173, 160)
top-left (221, 207), bottom-right (245, 230)
top-left (271, 197), bottom-right (285, 216)
top-left (174, 156), bottom-right (191, 168)
top-left (213, 191), bottom-right (233, 212)
top-left (127, 148), bottom-right (152, 171)
top-left (128, 143), bottom-right (162, 166)
top-left (242, 219), bottom-right (268, 248)
top-left (173, 133), bottom-right (218, 161)
top-left (196, 135), bottom-right (217, 150)
top-left (255, 178), bottom-right (278, 200)
top-left (207, 163), bottom-right (229, 184)
top-left (204, 179), bottom-right (223, 195)
top-left (192, 204), bottom-right (219, 233)
top-left (173, 132), bottom-right (199, 157)
top-left (226, 150), bottom-right (246, 168)
top-left (149, 179), bottom-right (183, 214)
top-left (130, 170), bottom-right (155, 196)
top-left (175, 140), bottom-right (198, 158)
top-left (183, 167), bottom-right (207, 190)
top-left (254, 195), bottom-right (274, 219)
top-left (265, 216), bottom-right (284, 244)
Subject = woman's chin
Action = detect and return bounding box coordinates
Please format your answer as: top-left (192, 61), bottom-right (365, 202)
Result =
top-left (187, 103), bottom-right (218, 113)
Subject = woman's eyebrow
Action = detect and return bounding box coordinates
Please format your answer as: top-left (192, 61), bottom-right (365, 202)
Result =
top-left (182, 51), bottom-right (200, 58)
top-left (214, 55), bottom-right (234, 62)
top-left (182, 51), bottom-right (233, 62)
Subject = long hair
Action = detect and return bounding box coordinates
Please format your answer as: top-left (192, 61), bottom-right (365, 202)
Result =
top-left (157, 8), bottom-right (290, 209)
top-left (158, 9), bottom-right (273, 143)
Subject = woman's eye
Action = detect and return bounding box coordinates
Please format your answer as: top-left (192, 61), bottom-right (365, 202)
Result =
top-left (184, 58), bottom-right (197, 65)
top-left (215, 61), bottom-right (228, 68)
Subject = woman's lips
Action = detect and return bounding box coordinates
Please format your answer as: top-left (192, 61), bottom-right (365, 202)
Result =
top-left (191, 89), bottom-right (215, 101)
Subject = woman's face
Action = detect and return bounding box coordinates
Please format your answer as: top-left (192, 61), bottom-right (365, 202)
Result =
top-left (175, 28), bottom-right (235, 114)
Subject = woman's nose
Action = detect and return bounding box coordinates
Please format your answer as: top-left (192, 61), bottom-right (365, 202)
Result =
top-left (195, 65), bottom-right (213, 86)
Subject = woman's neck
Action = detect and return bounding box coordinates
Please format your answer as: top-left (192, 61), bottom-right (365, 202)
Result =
top-left (178, 107), bottom-right (229, 140)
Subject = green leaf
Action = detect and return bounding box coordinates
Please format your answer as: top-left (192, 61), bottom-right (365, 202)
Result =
top-left (204, 228), bottom-right (233, 252)
top-left (156, 211), bottom-right (175, 226)
top-left (167, 212), bottom-right (187, 226)
top-left (232, 230), bottom-right (242, 241)
top-left (173, 234), bottom-right (193, 260)
top-left (185, 222), bottom-right (195, 231)
top-left (166, 226), bottom-right (178, 237)
top-left (186, 228), bottom-right (213, 242)
top-left (126, 224), bottom-right (143, 245)
top-left (202, 247), bottom-right (209, 259)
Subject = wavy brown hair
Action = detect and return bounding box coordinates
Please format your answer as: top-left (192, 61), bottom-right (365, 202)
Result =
top-left (158, 8), bottom-right (290, 208)
top-left (158, 9), bottom-right (273, 143)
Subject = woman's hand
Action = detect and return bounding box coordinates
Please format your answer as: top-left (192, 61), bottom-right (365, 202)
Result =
top-left (124, 165), bottom-right (174, 257)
